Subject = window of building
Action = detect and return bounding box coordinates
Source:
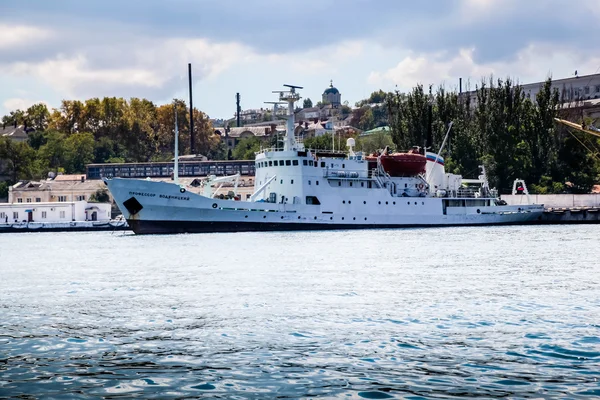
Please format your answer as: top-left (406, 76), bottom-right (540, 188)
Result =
top-left (60, 211), bottom-right (66, 218)
top-left (26, 198), bottom-right (31, 203)
top-left (0, 212), bottom-right (5, 219)
top-left (77, 195), bottom-right (85, 201)
top-left (585, 86), bottom-right (590, 95)
top-left (36, 198), bottom-right (41, 202)
top-left (308, 180), bottom-right (311, 185)
top-left (42, 211), bottom-right (47, 218)
top-left (596, 85), bottom-right (600, 93)
top-left (58, 196), bottom-right (67, 202)
top-left (13, 212), bottom-right (18, 220)
top-left (292, 160), bottom-right (298, 166)
top-left (17, 198), bottom-right (23, 203)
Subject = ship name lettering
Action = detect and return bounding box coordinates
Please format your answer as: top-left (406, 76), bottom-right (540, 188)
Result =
top-left (129, 191), bottom-right (156, 197)
top-left (159, 194), bottom-right (190, 201)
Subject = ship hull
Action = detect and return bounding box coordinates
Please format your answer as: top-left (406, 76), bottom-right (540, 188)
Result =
top-left (126, 218), bottom-right (540, 234)
top-left (105, 178), bottom-right (544, 235)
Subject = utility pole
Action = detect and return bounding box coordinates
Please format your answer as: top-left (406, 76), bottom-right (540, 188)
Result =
top-left (188, 63), bottom-right (195, 155)
top-left (236, 93), bottom-right (241, 127)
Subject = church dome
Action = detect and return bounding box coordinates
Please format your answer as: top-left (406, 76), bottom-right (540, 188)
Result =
top-left (324, 86), bottom-right (339, 95)
top-left (323, 80), bottom-right (339, 95)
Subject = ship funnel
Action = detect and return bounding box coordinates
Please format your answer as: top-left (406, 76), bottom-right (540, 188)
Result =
top-left (425, 152), bottom-right (445, 191)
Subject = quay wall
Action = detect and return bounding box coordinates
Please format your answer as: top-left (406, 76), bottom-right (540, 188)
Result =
top-left (501, 194), bottom-right (600, 208)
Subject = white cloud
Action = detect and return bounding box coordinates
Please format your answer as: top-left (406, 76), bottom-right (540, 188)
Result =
top-left (368, 44), bottom-right (600, 91)
top-left (0, 24), bottom-right (53, 49)
top-left (3, 98), bottom-right (47, 112)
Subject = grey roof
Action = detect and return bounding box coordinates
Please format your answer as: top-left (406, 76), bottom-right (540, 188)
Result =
top-left (11, 179), bottom-right (105, 192)
top-left (0, 125), bottom-right (29, 140)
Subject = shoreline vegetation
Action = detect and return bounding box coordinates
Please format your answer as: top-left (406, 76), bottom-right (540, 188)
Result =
top-left (1, 77), bottom-right (598, 200)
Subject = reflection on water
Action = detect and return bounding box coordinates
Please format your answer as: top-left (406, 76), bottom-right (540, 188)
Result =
top-left (1, 226), bottom-right (600, 398)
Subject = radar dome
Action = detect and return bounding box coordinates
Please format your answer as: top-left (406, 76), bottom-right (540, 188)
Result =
top-left (346, 138), bottom-right (356, 148)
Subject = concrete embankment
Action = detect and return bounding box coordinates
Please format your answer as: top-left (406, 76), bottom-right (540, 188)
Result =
top-left (502, 194), bottom-right (600, 224)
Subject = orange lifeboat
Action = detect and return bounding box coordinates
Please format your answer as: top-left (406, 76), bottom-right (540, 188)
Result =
top-left (366, 148), bottom-right (426, 177)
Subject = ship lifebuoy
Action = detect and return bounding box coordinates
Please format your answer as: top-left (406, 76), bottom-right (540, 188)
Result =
top-left (418, 183), bottom-right (424, 190)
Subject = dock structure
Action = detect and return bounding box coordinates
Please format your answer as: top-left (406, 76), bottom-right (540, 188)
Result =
top-left (540, 207), bottom-right (600, 223)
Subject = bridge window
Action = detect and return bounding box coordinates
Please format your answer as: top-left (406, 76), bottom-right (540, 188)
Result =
top-left (269, 161), bottom-right (273, 166)
top-left (306, 196), bottom-right (321, 205)
top-left (303, 160), bottom-right (308, 166)
top-left (293, 160), bottom-right (299, 166)
top-left (309, 160), bottom-right (313, 166)
top-left (286, 160), bottom-right (291, 166)
top-left (321, 162), bottom-right (325, 168)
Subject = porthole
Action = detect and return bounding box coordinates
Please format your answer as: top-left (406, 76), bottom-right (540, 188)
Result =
top-left (342, 217), bottom-right (345, 220)
top-left (245, 215), bottom-right (248, 218)
top-left (363, 201), bottom-right (366, 204)
top-left (364, 217), bottom-right (367, 221)
top-left (343, 200), bottom-right (346, 204)
top-left (422, 202), bottom-right (425, 205)
top-left (353, 217), bottom-right (356, 220)
top-left (393, 202), bottom-right (396, 205)
top-left (407, 201), bottom-right (410, 205)
top-left (348, 201), bottom-right (352, 204)
top-left (378, 201), bottom-right (381, 205)
top-left (281, 216), bottom-right (284, 219)
top-left (212, 203), bottom-right (218, 209)
top-left (263, 215), bottom-right (266, 219)
top-left (414, 202), bottom-right (417, 205)
top-left (314, 216), bottom-right (317, 220)
top-left (477, 209), bottom-right (481, 214)
top-left (330, 217), bottom-right (333, 220)
top-left (385, 201), bottom-right (388, 205)
top-left (298, 216), bottom-right (301, 219)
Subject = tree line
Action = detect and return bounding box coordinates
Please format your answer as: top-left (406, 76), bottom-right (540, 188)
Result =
top-left (386, 78), bottom-right (599, 193)
top-left (0, 98), bottom-right (224, 184)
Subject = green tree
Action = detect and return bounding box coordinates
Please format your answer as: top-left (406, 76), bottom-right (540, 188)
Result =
top-left (303, 98), bottom-right (313, 108)
top-left (25, 103), bottom-right (50, 131)
top-left (89, 188), bottom-right (111, 203)
top-left (0, 138), bottom-right (37, 181)
top-left (232, 136), bottom-right (262, 160)
top-left (64, 132), bottom-right (95, 173)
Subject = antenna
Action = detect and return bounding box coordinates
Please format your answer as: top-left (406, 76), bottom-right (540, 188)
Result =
top-left (283, 84), bottom-right (304, 91)
top-left (265, 101), bottom-right (285, 150)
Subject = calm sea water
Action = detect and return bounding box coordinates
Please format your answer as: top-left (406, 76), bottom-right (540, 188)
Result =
top-left (1, 226), bottom-right (600, 399)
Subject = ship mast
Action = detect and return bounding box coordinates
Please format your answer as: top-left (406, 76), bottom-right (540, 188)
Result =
top-left (274, 84), bottom-right (302, 151)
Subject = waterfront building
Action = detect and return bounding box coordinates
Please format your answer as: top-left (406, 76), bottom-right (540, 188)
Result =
top-left (0, 201), bottom-right (111, 223)
top-left (86, 160), bottom-right (256, 180)
top-left (8, 174), bottom-right (110, 204)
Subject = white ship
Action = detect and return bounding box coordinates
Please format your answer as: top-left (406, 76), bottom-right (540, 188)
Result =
top-left (104, 85), bottom-right (543, 234)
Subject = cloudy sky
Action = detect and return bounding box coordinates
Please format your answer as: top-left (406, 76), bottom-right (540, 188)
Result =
top-left (1, 0), bottom-right (599, 120)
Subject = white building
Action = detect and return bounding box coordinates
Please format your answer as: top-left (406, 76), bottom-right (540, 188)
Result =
top-left (0, 201), bottom-right (111, 224)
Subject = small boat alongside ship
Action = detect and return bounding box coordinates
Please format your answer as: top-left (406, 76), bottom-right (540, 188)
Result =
top-left (104, 84), bottom-right (544, 234)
